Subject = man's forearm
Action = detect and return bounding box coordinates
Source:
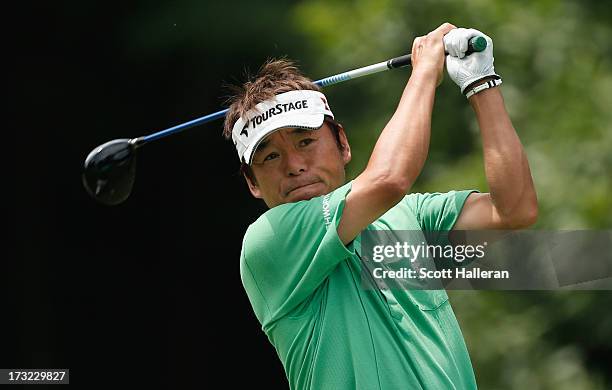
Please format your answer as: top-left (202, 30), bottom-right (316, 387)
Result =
top-left (470, 87), bottom-right (538, 222)
top-left (365, 69), bottom-right (438, 191)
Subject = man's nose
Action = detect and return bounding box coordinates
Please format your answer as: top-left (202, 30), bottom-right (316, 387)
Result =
top-left (284, 151), bottom-right (307, 176)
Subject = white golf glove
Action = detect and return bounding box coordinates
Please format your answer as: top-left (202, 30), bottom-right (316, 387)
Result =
top-left (444, 28), bottom-right (501, 95)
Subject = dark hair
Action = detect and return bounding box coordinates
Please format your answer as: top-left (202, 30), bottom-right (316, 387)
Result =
top-left (223, 58), bottom-right (321, 139)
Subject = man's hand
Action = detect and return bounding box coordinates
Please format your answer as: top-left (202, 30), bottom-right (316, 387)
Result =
top-left (411, 23), bottom-right (457, 86)
top-left (444, 28), bottom-right (500, 94)
top-left (449, 29), bottom-right (538, 231)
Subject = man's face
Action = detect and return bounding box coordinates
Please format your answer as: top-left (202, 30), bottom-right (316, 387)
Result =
top-left (246, 122), bottom-right (351, 208)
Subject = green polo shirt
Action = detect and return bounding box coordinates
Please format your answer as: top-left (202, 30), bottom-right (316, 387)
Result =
top-left (240, 181), bottom-right (478, 389)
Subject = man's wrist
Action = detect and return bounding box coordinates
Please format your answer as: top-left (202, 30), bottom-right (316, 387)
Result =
top-left (464, 76), bottom-right (502, 99)
top-left (409, 67), bottom-right (440, 86)
top-left (464, 76), bottom-right (498, 90)
top-left (468, 81), bottom-right (505, 111)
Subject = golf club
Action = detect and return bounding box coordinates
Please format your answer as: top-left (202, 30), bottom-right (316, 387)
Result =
top-left (83, 36), bottom-right (486, 205)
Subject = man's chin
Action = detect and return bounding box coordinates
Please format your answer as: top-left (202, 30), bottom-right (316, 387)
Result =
top-left (288, 194), bottom-right (319, 203)
top-left (285, 183), bottom-right (326, 203)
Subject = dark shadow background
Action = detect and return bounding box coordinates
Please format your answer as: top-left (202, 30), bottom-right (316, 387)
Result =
top-left (9, 1), bottom-right (299, 388)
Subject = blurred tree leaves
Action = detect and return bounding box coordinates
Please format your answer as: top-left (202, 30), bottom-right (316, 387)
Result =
top-left (290, 0), bottom-right (612, 388)
top-left (292, 0), bottom-right (612, 230)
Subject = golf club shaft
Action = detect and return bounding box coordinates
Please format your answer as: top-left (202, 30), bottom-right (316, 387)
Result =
top-left (139, 36), bottom-right (485, 144)
top-left (138, 56), bottom-right (408, 144)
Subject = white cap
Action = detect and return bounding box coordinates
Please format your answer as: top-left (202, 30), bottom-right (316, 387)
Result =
top-left (231, 90), bottom-right (334, 164)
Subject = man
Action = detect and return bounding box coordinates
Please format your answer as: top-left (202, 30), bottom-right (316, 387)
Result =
top-left (223, 23), bottom-right (537, 389)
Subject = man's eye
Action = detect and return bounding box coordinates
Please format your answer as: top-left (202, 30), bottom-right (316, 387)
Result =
top-left (299, 138), bottom-right (315, 147)
top-left (264, 152), bottom-right (279, 162)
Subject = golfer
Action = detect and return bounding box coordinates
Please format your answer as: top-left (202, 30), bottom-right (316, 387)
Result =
top-left (224, 23), bottom-right (537, 389)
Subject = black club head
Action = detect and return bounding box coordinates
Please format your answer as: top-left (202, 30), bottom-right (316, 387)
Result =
top-left (82, 139), bottom-right (138, 205)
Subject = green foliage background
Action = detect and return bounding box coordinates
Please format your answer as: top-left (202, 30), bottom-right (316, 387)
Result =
top-left (119, 0), bottom-right (611, 387)
top-left (288, 1), bottom-right (612, 388)
top-left (291, 0), bottom-right (611, 229)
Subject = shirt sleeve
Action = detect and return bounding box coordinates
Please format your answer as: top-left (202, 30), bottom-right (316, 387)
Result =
top-left (240, 181), bottom-right (355, 327)
top-left (404, 190), bottom-right (479, 246)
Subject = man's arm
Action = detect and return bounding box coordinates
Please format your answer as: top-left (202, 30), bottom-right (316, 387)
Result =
top-left (453, 86), bottom-right (538, 230)
top-left (440, 28), bottom-right (538, 231)
top-left (337, 23), bottom-right (456, 245)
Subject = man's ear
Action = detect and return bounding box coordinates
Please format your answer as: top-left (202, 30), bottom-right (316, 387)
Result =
top-left (337, 125), bottom-right (352, 165)
top-left (244, 172), bottom-right (263, 199)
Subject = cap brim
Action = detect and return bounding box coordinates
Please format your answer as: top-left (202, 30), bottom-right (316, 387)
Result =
top-left (243, 113), bottom-right (326, 165)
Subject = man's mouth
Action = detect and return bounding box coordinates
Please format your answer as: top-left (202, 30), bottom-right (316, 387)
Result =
top-left (285, 181), bottom-right (322, 197)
